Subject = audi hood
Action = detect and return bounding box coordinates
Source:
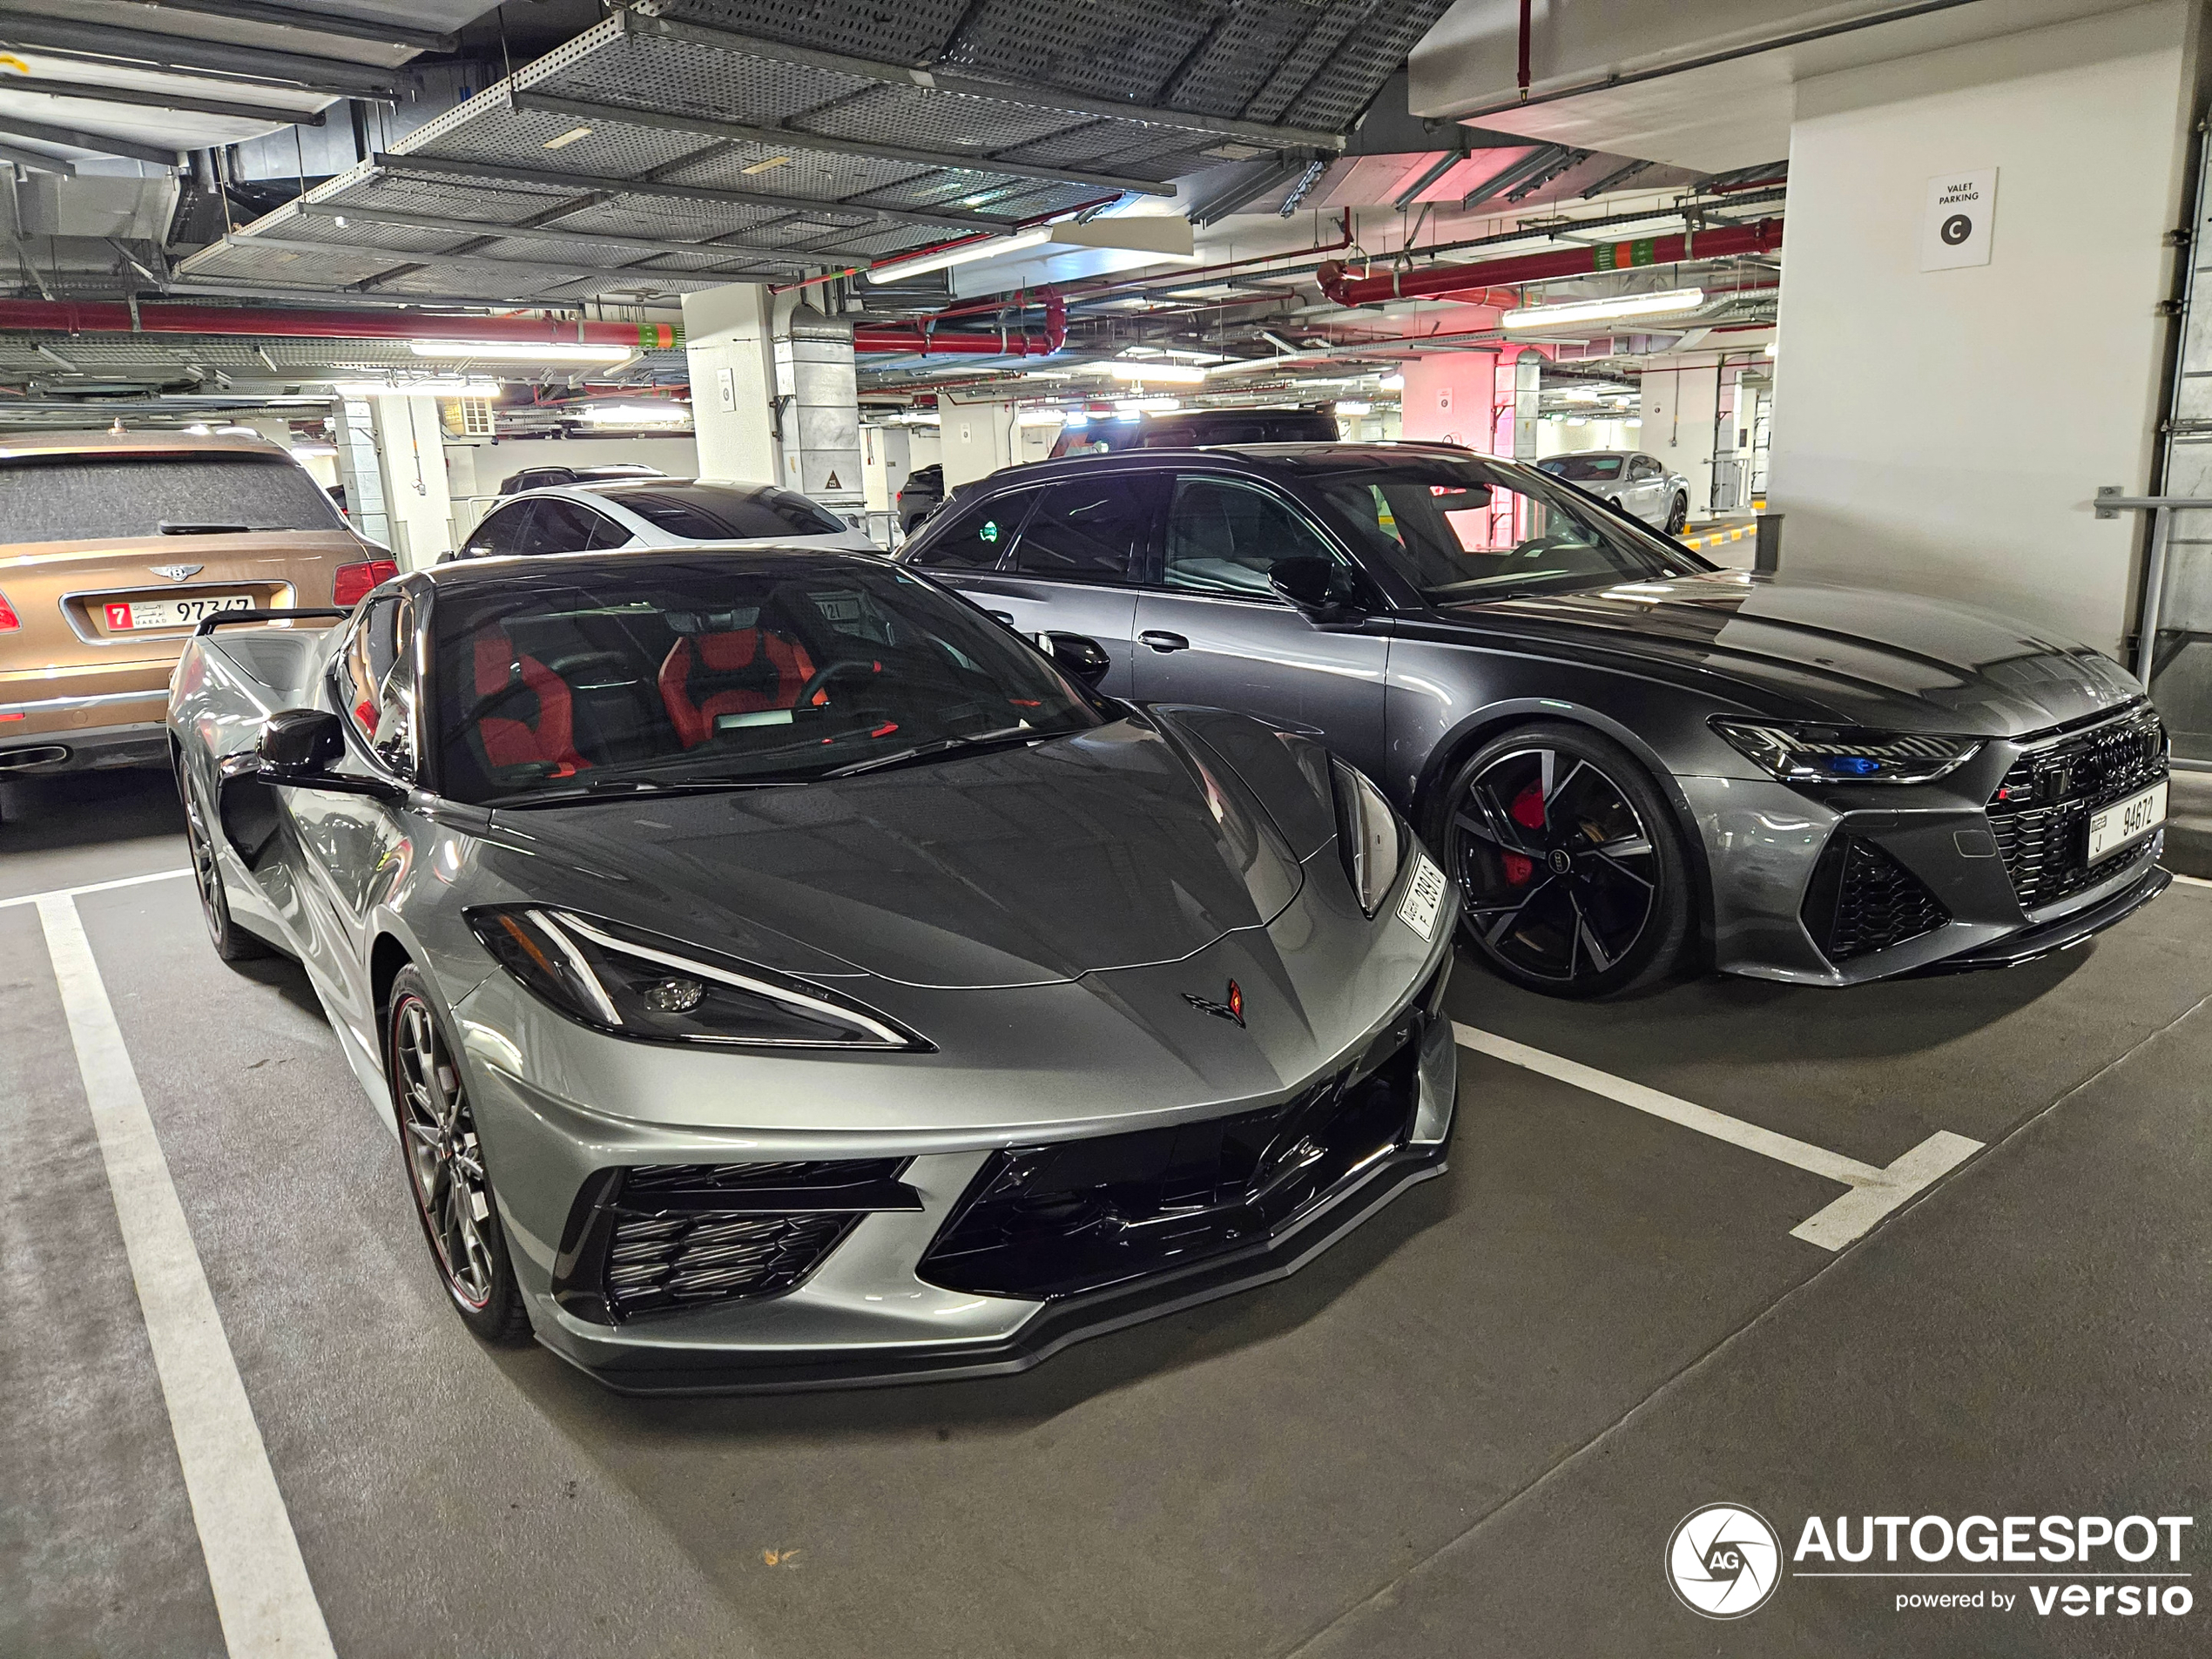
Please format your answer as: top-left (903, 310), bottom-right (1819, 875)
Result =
top-left (1447, 571), bottom-right (2140, 737)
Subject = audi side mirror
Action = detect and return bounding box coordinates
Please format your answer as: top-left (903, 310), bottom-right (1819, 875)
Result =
top-left (1043, 631), bottom-right (1111, 688)
top-left (1269, 556), bottom-right (1367, 623)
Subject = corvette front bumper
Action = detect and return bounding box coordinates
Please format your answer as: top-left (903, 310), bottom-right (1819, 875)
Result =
top-left (448, 875), bottom-right (1459, 1393)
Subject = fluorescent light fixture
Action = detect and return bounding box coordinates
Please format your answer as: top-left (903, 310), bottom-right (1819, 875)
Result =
top-left (409, 340), bottom-right (634, 364)
top-left (865, 228), bottom-right (1053, 283)
top-left (333, 379), bottom-right (501, 398)
top-left (1335, 400), bottom-right (1372, 415)
top-left (543, 125), bottom-right (594, 151)
top-left (579, 402), bottom-right (691, 424)
top-left (742, 156), bottom-right (789, 174)
top-left (1063, 412), bottom-right (1089, 428)
top-left (1015, 409), bottom-right (1066, 426)
top-left (1379, 374), bottom-right (1405, 390)
top-left (1559, 386), bottom-right (1601, 403)
top-left (1114, 396), bottom-right (1178, 415)
top-left (1109, 361), bottom-right (1206, 385)
top-left (866, 214), bottom-right (1197, 284)
top-left (1502, 287), bottom-right (1704, 330)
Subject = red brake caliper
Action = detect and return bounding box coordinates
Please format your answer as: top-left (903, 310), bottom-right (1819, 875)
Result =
top-left (1501, 781), bottom-right (1545, 885)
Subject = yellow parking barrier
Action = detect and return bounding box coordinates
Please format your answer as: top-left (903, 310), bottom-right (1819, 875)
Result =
top-left (1682, 521), bottom-right (1757, 551)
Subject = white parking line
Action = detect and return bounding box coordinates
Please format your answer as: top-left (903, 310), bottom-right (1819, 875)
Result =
top-left (2169, 870), bottom-right (2212, 890)
top-left (36, 895), bottom-right (335, 1659)
top-left (1453, 1023), bottom-right (1983, 1250)
top-left (0, 866), bottom-right (192, 910)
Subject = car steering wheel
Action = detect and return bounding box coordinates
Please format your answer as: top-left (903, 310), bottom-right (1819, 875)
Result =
top-left (796, 658), bottom-right (881, 708)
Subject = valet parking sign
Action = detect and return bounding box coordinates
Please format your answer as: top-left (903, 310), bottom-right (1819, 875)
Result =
top-left (1921, 165), bottom-right (1998, 270)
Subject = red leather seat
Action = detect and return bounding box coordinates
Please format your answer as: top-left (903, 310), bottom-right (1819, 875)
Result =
top-left (472, 631), bottom-right (589, 775)
top-left (659, 627), bottom-right (817, 748)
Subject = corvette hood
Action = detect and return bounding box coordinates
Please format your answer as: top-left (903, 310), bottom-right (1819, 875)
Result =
top-left (1449, 572), bottom-right (2141, 737)
top-left (472, 718), bottom-right (1305, 988)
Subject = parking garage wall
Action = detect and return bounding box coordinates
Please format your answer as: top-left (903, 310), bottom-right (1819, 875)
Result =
top-left (1766, 0), bottom-right (2202, 656)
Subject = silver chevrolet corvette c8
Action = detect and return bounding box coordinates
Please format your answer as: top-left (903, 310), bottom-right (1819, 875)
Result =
top-left (167, 549), bottom-right (1460, 1392)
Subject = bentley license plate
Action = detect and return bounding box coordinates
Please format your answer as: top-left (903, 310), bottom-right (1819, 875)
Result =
top-left (2086, 780), bottom-right (2167, 863)
top-left (1398, 852), bottom-right (1447, 941)
top-left (104, 594), bottom-right (253, 631)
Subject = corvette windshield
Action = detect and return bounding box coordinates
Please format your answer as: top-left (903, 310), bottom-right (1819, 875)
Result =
top-left (1310, 456), bottom-right (1703, 601)
top-left (431, 557), bottom-right (1102, 804)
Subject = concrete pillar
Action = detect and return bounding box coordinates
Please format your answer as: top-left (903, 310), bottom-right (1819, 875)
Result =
top-left (1399, 350), bottom-right (1501, 452)
top-left (861, 422), bottom-right (911, 512)
top-left (1641, 356), bottom-right (1723, 517)
top-left (1499, 348), bottom-right (1544, 462)
top-left (333, 395), bottom-right (389, 549)
top-left (1766, 0), bottom-right (2199, 655)
top-left (941, 395), bottom-right (1019, 487)
top-left (368, 395), bottom-right (455, 569)
top-left (682, 281), bottom-right (779, 483)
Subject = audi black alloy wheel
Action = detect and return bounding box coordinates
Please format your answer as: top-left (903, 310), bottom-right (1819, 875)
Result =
top-left (1438, 723), bottom-right (1693, 997)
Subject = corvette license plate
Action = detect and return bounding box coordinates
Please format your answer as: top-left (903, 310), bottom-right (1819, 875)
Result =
top-left (103, 594), bottom-right (253, 631)
top-left (1398, 852), bottom-right (1447, 941)
top-left (2087, 780), bottom-right (2167, 863)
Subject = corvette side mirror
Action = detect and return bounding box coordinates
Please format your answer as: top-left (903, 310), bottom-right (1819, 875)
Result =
top-left (221, 708), bottom-right (404, 802)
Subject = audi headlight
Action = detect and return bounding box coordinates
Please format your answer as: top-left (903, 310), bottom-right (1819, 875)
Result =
top-left (468, 907), bottom-right (923, 1050)
top-left (1332, 758), bottom-right (1404, 915)
top-left (1709, 718), bottom-right (1980, 786)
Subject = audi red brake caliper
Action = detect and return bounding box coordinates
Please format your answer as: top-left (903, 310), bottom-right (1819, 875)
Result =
top-left (1501, 781), bottom-right (1546, 885)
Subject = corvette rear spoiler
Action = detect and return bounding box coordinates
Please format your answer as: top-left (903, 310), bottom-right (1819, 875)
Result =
top-left (194, 607), bottom-right (351, 637)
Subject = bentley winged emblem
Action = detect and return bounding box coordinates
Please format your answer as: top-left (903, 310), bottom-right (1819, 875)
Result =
top-left (1183, 980), bottom-right (1245, 1028)
top-left (150, 563), bottom-right (204, 583)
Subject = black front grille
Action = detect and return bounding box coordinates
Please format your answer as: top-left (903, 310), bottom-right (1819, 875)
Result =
top-left (1802, 833), bottom-right (1950, 961)
top-left (918, 1022), bottom-right (1425, 1302)
top-left (553, 1159), bottom-right (915, 1324)
top-left (1987, 705), bottom-right (2168, 909)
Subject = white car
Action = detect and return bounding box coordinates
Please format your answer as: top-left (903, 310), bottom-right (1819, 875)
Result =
top-left (451, 478), bottom-right (878, 561)
top-left (1537, 450), bottom-right (1692, 536)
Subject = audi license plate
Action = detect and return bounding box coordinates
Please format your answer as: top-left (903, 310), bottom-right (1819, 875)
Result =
top-left (104, 594), bottom-right (253, 631)
top-left (2086, 779), bottom-right (2167, 864)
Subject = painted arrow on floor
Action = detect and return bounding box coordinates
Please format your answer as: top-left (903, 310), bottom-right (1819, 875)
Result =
top-left (1454, 1023), bottom-right (1982, 1250)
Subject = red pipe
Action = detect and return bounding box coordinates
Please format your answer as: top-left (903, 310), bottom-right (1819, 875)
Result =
top-left (853, 291), bottom-right (1067, 357)
top-left (0, 299), bottom-right (680, 347)
top-left (1316, 218), bottom-right (1784, 307)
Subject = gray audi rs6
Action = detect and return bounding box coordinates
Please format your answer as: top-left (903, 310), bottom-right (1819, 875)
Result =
top-left (901, 444), bottom-right (2171, 995)
top-left (166, 550), bottom-right (1459, 1391)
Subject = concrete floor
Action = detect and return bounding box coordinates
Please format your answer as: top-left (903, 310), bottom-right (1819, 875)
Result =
top-left (4, 766), bottom-right (2209, 1657)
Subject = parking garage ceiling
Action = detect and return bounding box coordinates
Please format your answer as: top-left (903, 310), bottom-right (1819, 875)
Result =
top-left (172, 0), bottom-right (1451, 305)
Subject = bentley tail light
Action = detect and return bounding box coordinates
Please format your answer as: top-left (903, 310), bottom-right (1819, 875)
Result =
top-left (0, 588), bottom-right (18, 631)
top-left (333, 559), bottom-right (398, 607)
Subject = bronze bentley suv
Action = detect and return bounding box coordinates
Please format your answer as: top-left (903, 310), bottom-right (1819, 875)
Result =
top-left (0, 430), bottom-right (395, 782)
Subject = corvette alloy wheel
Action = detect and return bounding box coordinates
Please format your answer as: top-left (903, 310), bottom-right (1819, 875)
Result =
top-left (178, 767), bottom-right (266, 961)
top-left (1447, 745), bottom-right (1662, 990)
top-left (392, 991), bottom-right (497, 1312)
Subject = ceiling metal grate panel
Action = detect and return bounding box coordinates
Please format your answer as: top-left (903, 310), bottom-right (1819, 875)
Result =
top-left (179, 0), bottom-right (1430, 305)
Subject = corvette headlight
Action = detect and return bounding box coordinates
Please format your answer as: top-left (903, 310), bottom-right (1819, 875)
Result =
top-left (1332, 758), bottom-right (1403, 915)
top-left (467, 907), bottom-right (922, 1050)
top-left (1710, 718), bottom-right (1981, 786)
